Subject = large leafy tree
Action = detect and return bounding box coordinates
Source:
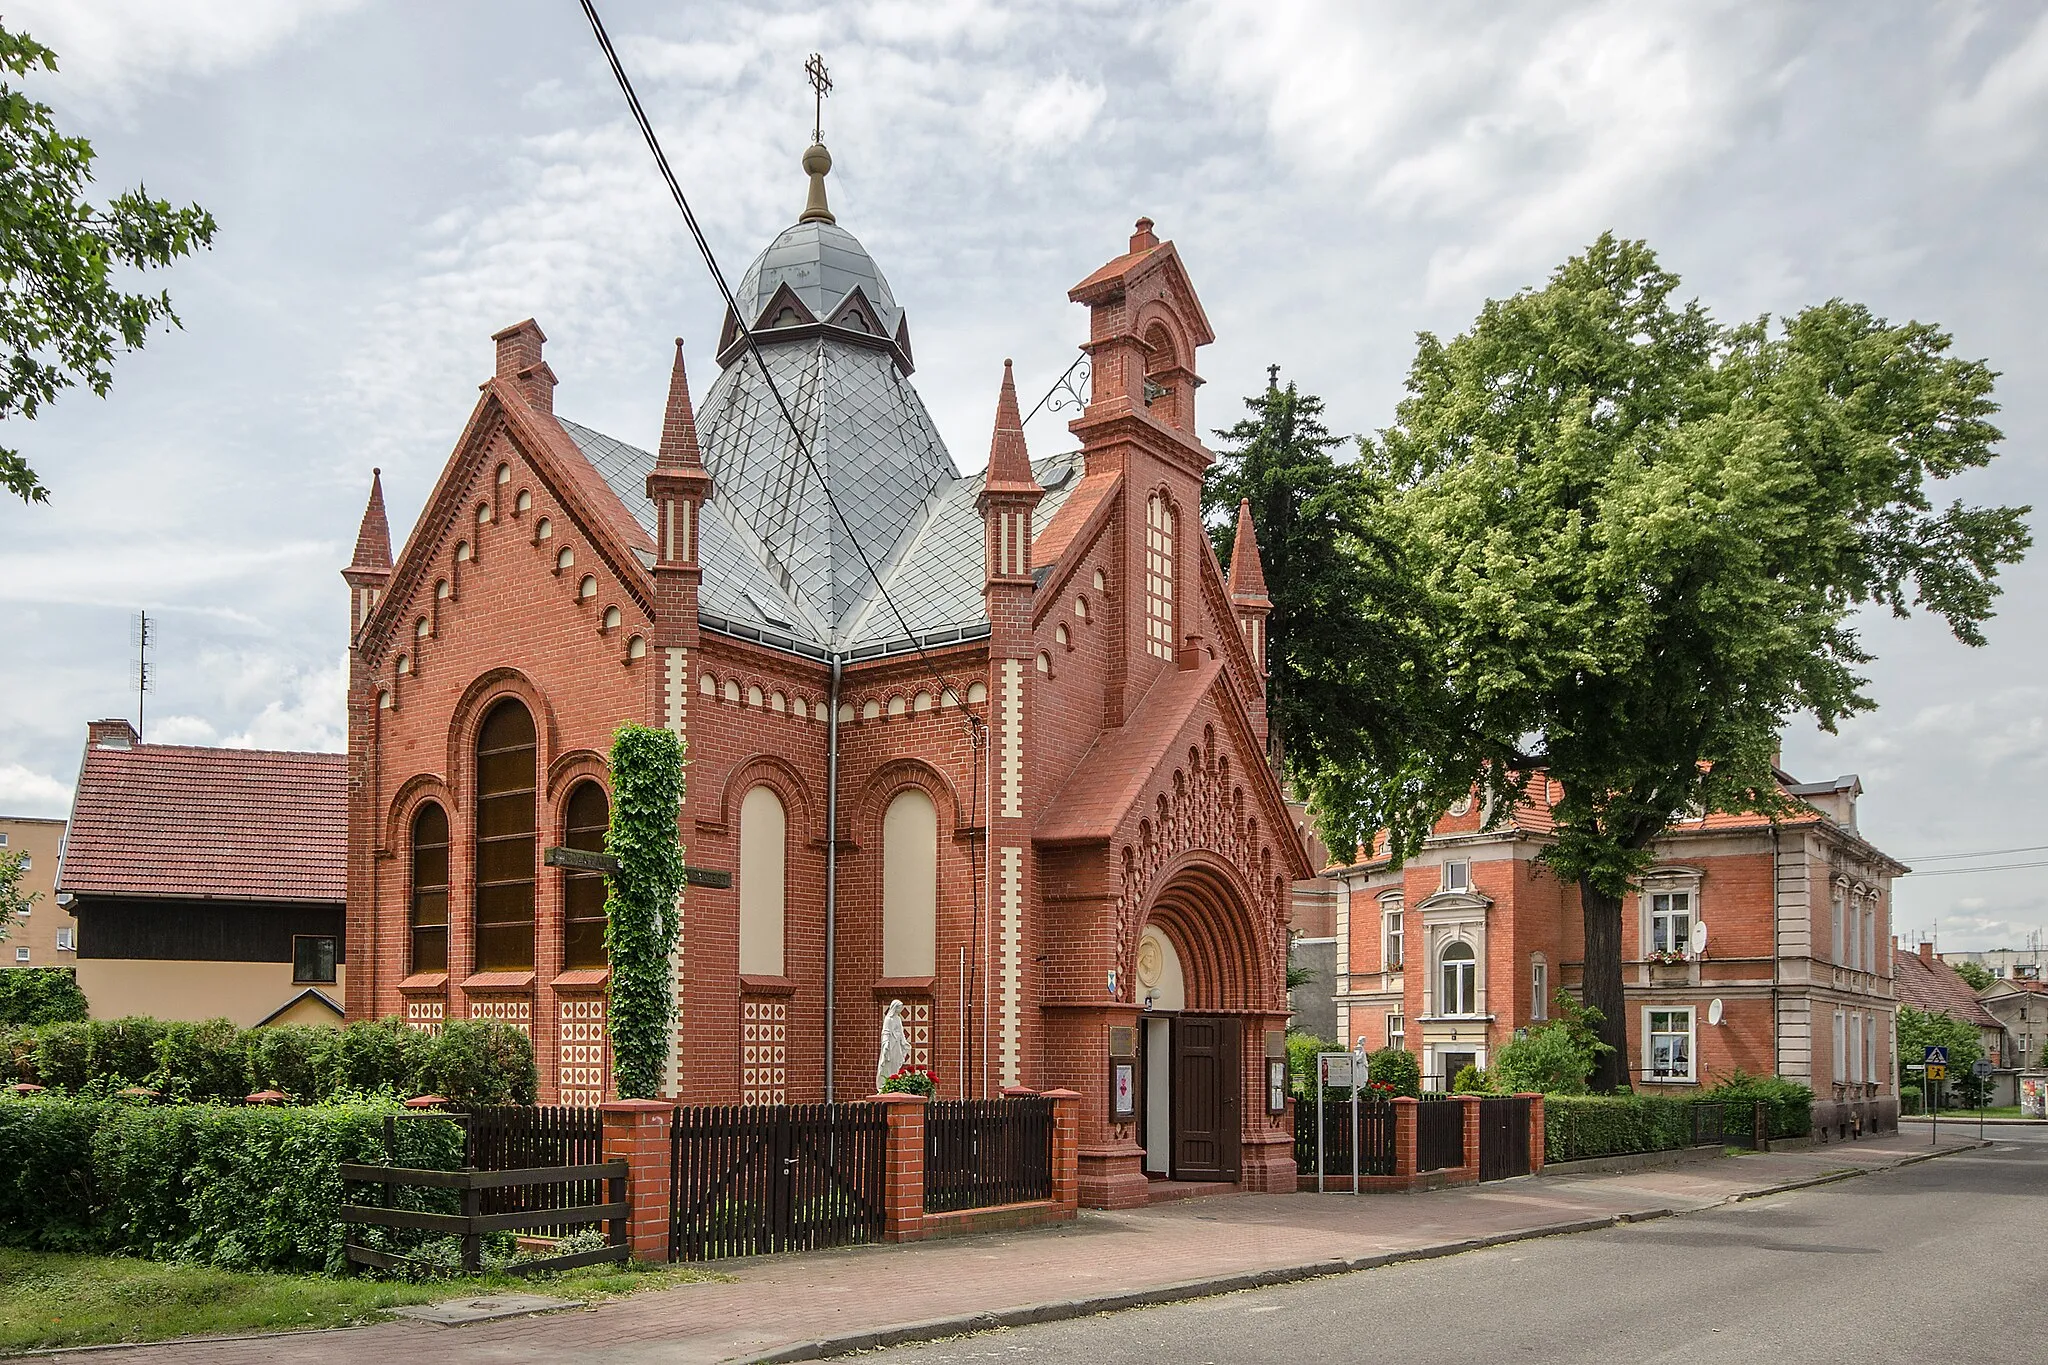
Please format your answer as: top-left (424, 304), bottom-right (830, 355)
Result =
top-left (1335, 233), bottom-right (2029, 1091)
top-left (1, 24), bottom-right (217, 504)
top-left (1207, 369), bottom-right (1436, 818)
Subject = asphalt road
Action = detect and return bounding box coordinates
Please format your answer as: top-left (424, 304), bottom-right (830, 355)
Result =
top-left (854, 1138), bottom-right (2048, 1364)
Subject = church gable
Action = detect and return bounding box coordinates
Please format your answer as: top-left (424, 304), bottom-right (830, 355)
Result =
top-left (362, 383), bottom-right (655, 683)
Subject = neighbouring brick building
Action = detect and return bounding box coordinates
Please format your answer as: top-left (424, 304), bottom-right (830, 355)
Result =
top-left (1324, 767), bottom-right (1905, 1137)
top-left (57, 719), bottom-right (348, 1027)
top-left (343, 139), bottom-right (1309, 1204)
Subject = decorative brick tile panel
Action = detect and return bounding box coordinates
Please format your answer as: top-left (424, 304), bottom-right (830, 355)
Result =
top-left (558, 996), bottom-right (609, 1107)
top-left (742, 998), bottom-right (787, 1105)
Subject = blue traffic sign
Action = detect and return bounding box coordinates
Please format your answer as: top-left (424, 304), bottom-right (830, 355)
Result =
top-left (1923, 1045), bottom-right (1949, 1066)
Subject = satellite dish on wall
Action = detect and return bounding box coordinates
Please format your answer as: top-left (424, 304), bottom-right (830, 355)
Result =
top-left (1708, 998), bottom-right (1725, 1026)
top-left (1691, 921), bottom-right (1709, 955)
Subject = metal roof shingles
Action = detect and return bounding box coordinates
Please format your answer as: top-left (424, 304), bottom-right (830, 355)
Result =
top-left (58, 744), bottom-right (347, 904)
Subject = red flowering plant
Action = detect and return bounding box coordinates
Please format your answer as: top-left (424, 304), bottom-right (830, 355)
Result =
top-left (880, 1064), bottom-right (937, 1098)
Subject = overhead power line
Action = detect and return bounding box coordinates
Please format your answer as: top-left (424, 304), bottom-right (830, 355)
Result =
top-left (575, 0), bottom-right (981, 726)
top-left (1903, 859), bottom-right (2048, 878)
top-left (1900, 843), bottom-right (2048, 863)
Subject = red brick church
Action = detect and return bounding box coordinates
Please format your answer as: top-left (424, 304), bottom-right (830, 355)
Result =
top-left (341, 140), bottom-right (1309, 1204)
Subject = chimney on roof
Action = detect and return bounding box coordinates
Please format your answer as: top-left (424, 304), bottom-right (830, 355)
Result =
top-left (1130, 216), bottom-right (1158, 253)
top-left (1919, 940), bottom-right (1934, 963)
top-left (88, 718), bottom-right (138, 750)
top-left (491, 318), bottom-right (557, 414)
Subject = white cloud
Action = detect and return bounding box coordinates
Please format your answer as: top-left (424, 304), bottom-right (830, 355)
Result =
top-left (1932, 8), bottom-right (2048, 166)
top-left (982, 73), bottom-right (1107, 154)
top-left (0, 764), bottom-right (73, 819)
top-left (5, 0), bottom-right (363, 103)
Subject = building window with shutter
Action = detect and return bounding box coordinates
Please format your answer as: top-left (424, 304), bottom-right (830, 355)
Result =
top-left (473, 699), bottom-right (538, 971)
top-left (410, 802), bottom-right (450, 973)
top-left (560, 781), bottom-right (610, 971)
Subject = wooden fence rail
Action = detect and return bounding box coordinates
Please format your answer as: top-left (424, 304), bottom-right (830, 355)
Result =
top-left (340, 1159), bottom-right (629, 1276)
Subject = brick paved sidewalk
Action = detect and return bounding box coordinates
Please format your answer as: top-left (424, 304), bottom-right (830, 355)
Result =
top-left (41, 1133), bottom-right (1975, 1365)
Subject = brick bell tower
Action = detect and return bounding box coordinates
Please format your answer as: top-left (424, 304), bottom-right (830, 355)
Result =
top-left (645, 338), bottom-right (714, 1097)
top-left (977, 360), bottom-right (1043, 1092)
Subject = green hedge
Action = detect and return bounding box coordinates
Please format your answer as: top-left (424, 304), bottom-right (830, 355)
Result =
top-left (0, 1016), bottom-right (535, 1107)
top-left (1698, 1071), bottom-right (1812, 1139)
top-left (1545, 1095), bottom-right (1704, 1161)
top-left (0, 967), bottom-right (89, 1025)
top-left (0, 1094), bottom-right (464, 1272)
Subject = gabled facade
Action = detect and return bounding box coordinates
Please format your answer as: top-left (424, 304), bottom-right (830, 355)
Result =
top-left (345, 149), bottom-right (1309, 1204)
top-left (1325, 767), bottom-right (1906, 1137)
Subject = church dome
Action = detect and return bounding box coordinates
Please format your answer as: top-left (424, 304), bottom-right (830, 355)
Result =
top-left (732, 219), bottom-right (905, 341)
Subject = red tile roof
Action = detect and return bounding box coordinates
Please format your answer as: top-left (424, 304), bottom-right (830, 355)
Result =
top-left (58, 739), bottom-right (347, 903)
top-left (1895, 949), bottom-right (2004, 1031)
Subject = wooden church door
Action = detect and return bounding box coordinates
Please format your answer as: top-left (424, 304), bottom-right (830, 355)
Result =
top-left (1172, 1015), bottom-right (1241, 1180)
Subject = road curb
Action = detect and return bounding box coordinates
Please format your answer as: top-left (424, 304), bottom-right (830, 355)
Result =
top-left (738, 1210), bottom-right (1687, 1364)
top-left (739, 1144), bottom-right (1986, 1364)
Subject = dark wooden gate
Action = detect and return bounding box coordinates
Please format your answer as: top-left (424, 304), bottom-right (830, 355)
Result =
top-left (669, 1102), bottom-right (887, 1261)
top-left (1478, 1096), bottom-right (1531, 1181)
top-left (1172, 1015), bottom-right (1241, 1180)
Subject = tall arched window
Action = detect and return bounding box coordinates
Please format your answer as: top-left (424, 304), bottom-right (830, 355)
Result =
top-left (1440, 941), bottom-right (1477, 1017)
top-left (882, 789), bottom-right (938, 978)
top-left (1145, 493), bottom-right (1175, 661)
top-left (410, 802), bottom-right (449, 973)
top-left (473, 698), bottom-right (537, 971)
top-left (738, 785), bottom-right (786, 977)
top-left (561, 781), bottom-right (610, 971)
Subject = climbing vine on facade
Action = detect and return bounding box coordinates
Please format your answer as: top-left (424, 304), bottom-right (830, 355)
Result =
top-left (604, 723), bottom-right (686, 1099)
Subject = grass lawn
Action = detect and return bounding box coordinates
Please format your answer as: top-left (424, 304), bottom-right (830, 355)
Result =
top-left (1905, 1106), bottom-right (2029, 1119)
top-left (0, 1248), bottom-right (721, 1353)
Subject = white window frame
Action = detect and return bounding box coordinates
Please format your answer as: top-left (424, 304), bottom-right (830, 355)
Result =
top-left (1832, 881), bottom-right (1847, 965)
top-left (12, 946), bottom-right (27, 963)
top-left (1387, 1011), bottom-right (1404, 1052)
top-left (1442, 859), bottom-right (1471, 893)
top-left (1439, 940), bottom-right (1478, 1017)
top-left (55, 926), bottom-right (73, 952)
top-left (1832, 1009), bottom-right (1847, 1082)
top-left (1530, 956), bottom-right (1549, 1020)
top-left (1144, 493), bottom-right (1176, 662)
top-left (1383, 897), bottom-right (1405, 973)
top-left (1863, 1013), bottom-right (1876, 1085)
top-left (1849, 1013), bottom-right (1863, 1084)
top-left (1645, 1007), bottom-right (1695, 1082)
top-left (1862, 900), bottom-right (1877, 974)
top-left (1649, 890), bottom-right (1693, 957)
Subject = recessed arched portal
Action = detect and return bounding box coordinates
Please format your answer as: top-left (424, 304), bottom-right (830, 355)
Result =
top-left (1134, 856), bottom-right (1273, 1184)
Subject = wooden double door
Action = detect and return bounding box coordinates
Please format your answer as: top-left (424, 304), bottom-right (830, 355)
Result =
top-left (1146, 1014), bottom-right (1241, 1181)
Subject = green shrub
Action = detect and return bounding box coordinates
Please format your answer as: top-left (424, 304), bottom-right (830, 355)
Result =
top-left (1699, 1069), bottom-right (1813, 1139)
top-left (30, 1021), bottom-right (92, 1090)
top-left (0, 1025), bottom-right (39, 1082)
top-left (1900, 1084), bottom-right (1922, 1113)
top-left (330, 1016), bottom-right (430, 1097)
top-left (0, 1094), bottom-right (465, 1271)
top-left (153, 1019), bottom-right (249, 1103)
top-left (1287, 1032), bottom-right (1331, 1096)
top-left (417, 1022), bottom-right (537, 1106)
top-left (0, 967), bottom-right (90, 1025)
top-left (1367, 1046), bottom-right (1421, 1098)
top-left (244, 1025), bottom-right (340, 1101)
top-left (1545, 1094), bottom-right (1699, 1161)
top-left (85, 1018), bottom-right (168, 1088)
top-left (1452, 1064), bottom-right (1489, 1094)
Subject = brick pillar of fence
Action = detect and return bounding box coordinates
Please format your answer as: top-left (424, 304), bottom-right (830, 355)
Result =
top-left (1045, 1088), bottom-right (1081, 1213)
top-left (1457, 1094), bottom-right (1483, 1182)
top-left (1390, 1097), bottom-right (1419, 1180)
top-left (873, 1092), bottom-right (928, 1242)
top-left (1521, 1093), bottom-right (1545, 1173)
top-left (600, 1099), bottom-right (673, 1263)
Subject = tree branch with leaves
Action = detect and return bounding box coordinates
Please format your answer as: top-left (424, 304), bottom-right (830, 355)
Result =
top-left (1, 23), bottom-right (218, 504)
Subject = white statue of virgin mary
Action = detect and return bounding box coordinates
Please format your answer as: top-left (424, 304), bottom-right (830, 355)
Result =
top-left (876, 998), bottom-right (910, 1093)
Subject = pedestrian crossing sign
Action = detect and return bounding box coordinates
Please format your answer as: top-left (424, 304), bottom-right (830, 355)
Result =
top-left (1923, 1045), bottom-right (1949, 1066)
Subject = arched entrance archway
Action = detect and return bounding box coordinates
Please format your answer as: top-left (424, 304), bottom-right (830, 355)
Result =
top-left (1132, 855), bottom-right (1282, 1185)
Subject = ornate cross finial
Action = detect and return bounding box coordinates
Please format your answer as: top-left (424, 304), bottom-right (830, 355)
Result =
top-left (1267, 364), bottom-right (1281, 391)
top-left (805, 52), bottom-right (832, 145)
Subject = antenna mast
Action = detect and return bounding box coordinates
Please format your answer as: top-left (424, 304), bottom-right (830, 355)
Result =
top-left (131, 611), bottom-right (154, 743)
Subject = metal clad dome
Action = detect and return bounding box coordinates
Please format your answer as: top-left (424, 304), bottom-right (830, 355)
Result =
top-left (734, 221), bottom-right (904, 338)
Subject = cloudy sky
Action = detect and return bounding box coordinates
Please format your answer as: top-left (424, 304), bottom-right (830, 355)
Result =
top-left (2, 1), bottom-right (2044, 951)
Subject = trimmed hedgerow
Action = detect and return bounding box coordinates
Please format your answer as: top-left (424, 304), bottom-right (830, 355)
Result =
top-left (0, 1094), bottom-right (465, 1272)
top-left (1367, 1046), bottom-right (1422, 1098)
top-left (2, 1016), bottom-right (532, 1108)
top-left (1699, 1070), bottom-right (1813, 1139)
top-left (1544, 1095), bottom-right (1700, 1161)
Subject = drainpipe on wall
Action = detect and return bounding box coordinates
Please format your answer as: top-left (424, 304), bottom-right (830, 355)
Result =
top-left (825, 654), bottom-right (842, 1103)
